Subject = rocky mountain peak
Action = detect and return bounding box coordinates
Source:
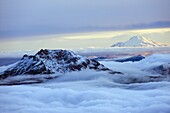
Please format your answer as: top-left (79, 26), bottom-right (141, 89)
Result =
top-left (35, 49), bottom-right (77, 60)
top-left (0, 49), bottom-right (119, 79)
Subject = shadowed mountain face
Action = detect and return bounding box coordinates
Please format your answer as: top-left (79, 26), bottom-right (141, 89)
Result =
top-left (0, 49), bottom-right (120, 79)
top-left (152, 63), bottom-right (170, 76)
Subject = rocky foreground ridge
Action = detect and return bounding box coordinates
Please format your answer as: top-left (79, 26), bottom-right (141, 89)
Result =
top-left (0, 49), bottom-right (121, 79)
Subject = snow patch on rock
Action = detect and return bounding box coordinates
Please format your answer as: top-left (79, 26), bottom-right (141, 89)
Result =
top-left (0, 49), bottom-right (114, 79)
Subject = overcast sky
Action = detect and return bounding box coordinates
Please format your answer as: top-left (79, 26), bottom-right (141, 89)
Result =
top-left (0, 0), bottom-right (170, 38)
top-left (0, 0), bottom-right (170, 51)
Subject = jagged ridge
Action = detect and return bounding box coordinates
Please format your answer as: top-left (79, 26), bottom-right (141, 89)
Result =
top-left (0, 49), bottom-right (118, 79)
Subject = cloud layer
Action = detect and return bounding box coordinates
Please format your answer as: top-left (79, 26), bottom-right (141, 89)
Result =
top-left (0, 53), bottom-right (170, 113)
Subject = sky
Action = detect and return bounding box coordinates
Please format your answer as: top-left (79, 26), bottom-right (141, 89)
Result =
top-left (0, 0), bottom-right (170, 51)
top-left (0, 28), bottom-right (170, 52)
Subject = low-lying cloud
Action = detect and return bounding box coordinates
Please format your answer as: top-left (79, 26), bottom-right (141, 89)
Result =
top-left (0, 53), bottom-right (170, 113)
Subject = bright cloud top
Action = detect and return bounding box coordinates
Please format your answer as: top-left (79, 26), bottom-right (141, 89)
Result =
top-left (0, 81), bottom-right (170, 113)
top-left (0, 50), bottom-right (170, 113)
top-left (0, 53), bottom-right (170, 113)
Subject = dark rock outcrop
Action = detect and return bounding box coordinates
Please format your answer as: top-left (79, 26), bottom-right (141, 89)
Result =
top-left (0, 49), bottom-right (120, 79)
top-left (151, 63), bottom-right (170, 76)
top-left (114, 55), bottom-right (145, 62)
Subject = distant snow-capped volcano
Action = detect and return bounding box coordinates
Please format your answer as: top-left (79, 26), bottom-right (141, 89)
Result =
top-left (111, 36), bottom-right (167, 47)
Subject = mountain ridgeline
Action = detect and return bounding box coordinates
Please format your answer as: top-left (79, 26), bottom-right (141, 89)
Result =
top-left (111, 36), bottom-right (167, 47)
top-left (0, 49), bottom-right (122, 79)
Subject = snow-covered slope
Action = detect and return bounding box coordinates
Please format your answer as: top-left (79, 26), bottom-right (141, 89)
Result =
top-left (111, 36), bottom-right (167, 47)
top-left (0, 49), bottom-right (119, 79)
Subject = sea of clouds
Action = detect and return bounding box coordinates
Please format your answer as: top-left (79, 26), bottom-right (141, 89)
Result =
top-left (0, 75), bottom-right (170, 113)
top-left (0, 52), bottom-right (170, 113)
